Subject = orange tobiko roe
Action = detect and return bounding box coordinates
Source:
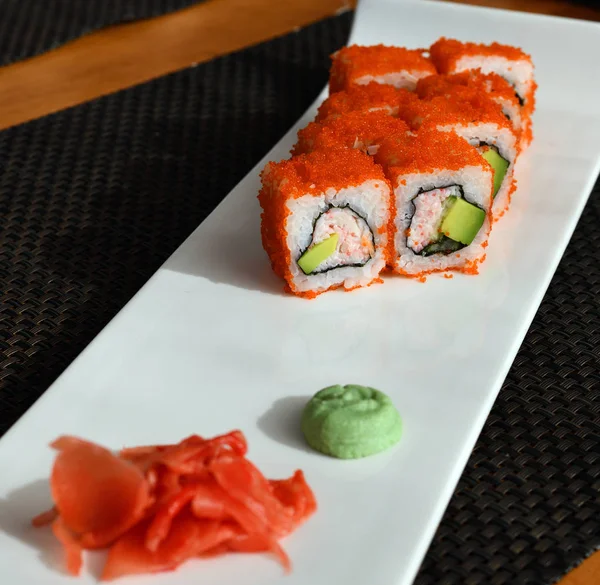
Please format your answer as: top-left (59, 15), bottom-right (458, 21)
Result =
top-left (414, 74), bottom-right (519, 140)
top-left (375, 127), bottom-right (490, 180)
top-left (258, 148), bottom-right (393, 298)
top-left (398, 92), bottom-right (515, 139)
top-left (416, 71), bottom-right (520, 111)
top-left (429, 38), bottom-right (533, 74)
top-left (329, 44), bottom-right (436, 93)
top-left (520, 85), bottom-right (537, 147)
top-left (315, 83), bottom-right (418, 122)
top-left (292, 110), bottom-right (410, 156)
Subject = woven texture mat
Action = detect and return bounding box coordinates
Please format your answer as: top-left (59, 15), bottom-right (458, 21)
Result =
top-left (0, 0), bottom-right (202, 66)
top-left (0, 11), bottom-right (598, 585)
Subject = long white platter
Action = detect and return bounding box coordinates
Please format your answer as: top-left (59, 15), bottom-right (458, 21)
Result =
top-left (0, 1), bottom-right (599, 584)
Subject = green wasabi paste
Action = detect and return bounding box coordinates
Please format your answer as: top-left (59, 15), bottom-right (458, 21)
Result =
top-left (301, 384), bottom-right (402, 459)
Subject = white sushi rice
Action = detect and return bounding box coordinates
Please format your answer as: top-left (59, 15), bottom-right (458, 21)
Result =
top-left (393, 166), bottom-right (493, 275)
top-left (451, 55), bottom-right (535, 106)
top-left (286, 179), bottom-right (390, 294)
top-left (435, 121), bottom-right (518, 217)
top-left (491, 94), bottom-right (522, 135)
top-left (355, 71), bottom-right (430, 92)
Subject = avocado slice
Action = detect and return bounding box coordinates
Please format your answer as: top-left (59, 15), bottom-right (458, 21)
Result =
top-left (440, 197), bottom-right (486, 246)
top-left (298, 233), bottom-right (339, 275)
top-left (481, 147), bottom-right (509, 198)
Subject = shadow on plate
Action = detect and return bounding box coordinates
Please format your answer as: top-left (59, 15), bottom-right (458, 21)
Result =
top-left (0, 478), bottom-right (107, 578)
top-left (0, 479), bottom-right (66, 575)
top-left (164, 216), bottom-right (286, 297)
top-left (257, 395), bottom-right (313, 453)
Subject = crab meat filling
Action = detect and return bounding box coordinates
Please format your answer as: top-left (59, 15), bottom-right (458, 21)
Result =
top-left (407, 185), bottom-right (465, 256)
top-left (301, 206), bottom-right (375, 274)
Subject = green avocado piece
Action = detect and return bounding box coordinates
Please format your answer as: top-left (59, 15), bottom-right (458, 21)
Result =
top-left (298, 233), bottom-right (339, 275)
top-left (481, 147), bottom-right (509, 198)
top-left (440, 197), bottom-right (486, 246)
top-left (301, 384), bottom-right (402, 459)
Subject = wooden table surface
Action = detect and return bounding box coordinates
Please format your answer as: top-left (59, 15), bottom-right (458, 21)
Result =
top-left (0, 0), bottom-right (599, 131)
top-left (0, 0), bottom-right (598, 583)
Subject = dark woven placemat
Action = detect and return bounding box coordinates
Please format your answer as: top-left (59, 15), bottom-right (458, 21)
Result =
top-left (0, 0), bottom-right (202, 66)
top-left (0, 11), bottom-right (598, 585)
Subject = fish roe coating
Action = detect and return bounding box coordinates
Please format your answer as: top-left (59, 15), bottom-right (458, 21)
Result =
top-left (520, 118), bottom-right (534, 148)
top-left (292, 110), bottom-right (410, 155)
top-left (416, 71), bottom-right (520, 110)
top-left (329, 45), bottom-right (436, 93)
top-left (316, 83), bottom-right (415, 122)
top-left (429, 37), bottom-right (533, 73)
top-left (399, 92), bottom-right (513, 133)
top-left (261, 148), bottom-right (390, 199)
top-left (375, 128), bottom-right (490, 177)
top-left (258, 148), bottom-right (392, 297)
top-left (520, 84), bottom-right (538, 147)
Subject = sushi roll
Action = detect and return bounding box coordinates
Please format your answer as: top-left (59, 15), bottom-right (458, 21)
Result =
top-left (258, 148), bottom-right (393, 298)
top-left (315, 83), bottom-right (420, 122)
top-left (292, 110), bottom-right (410, 156)
top-left (399, 94), bottom-right (518, 219)
top-left (416, 71), bottom-right (522, 138)
top-left (375, 129), bottom-right (494, 277)
top-left (429, 38), bottom-right (537, 147)
top-left (329, 45), bottom-right (436, 93)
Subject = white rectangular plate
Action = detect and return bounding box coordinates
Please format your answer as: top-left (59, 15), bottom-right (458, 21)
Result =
top-left (1, 1), bottom-right (599, 584)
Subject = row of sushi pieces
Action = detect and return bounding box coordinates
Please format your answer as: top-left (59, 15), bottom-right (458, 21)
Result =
top-left (258, 38), bottom-right (537, 298)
